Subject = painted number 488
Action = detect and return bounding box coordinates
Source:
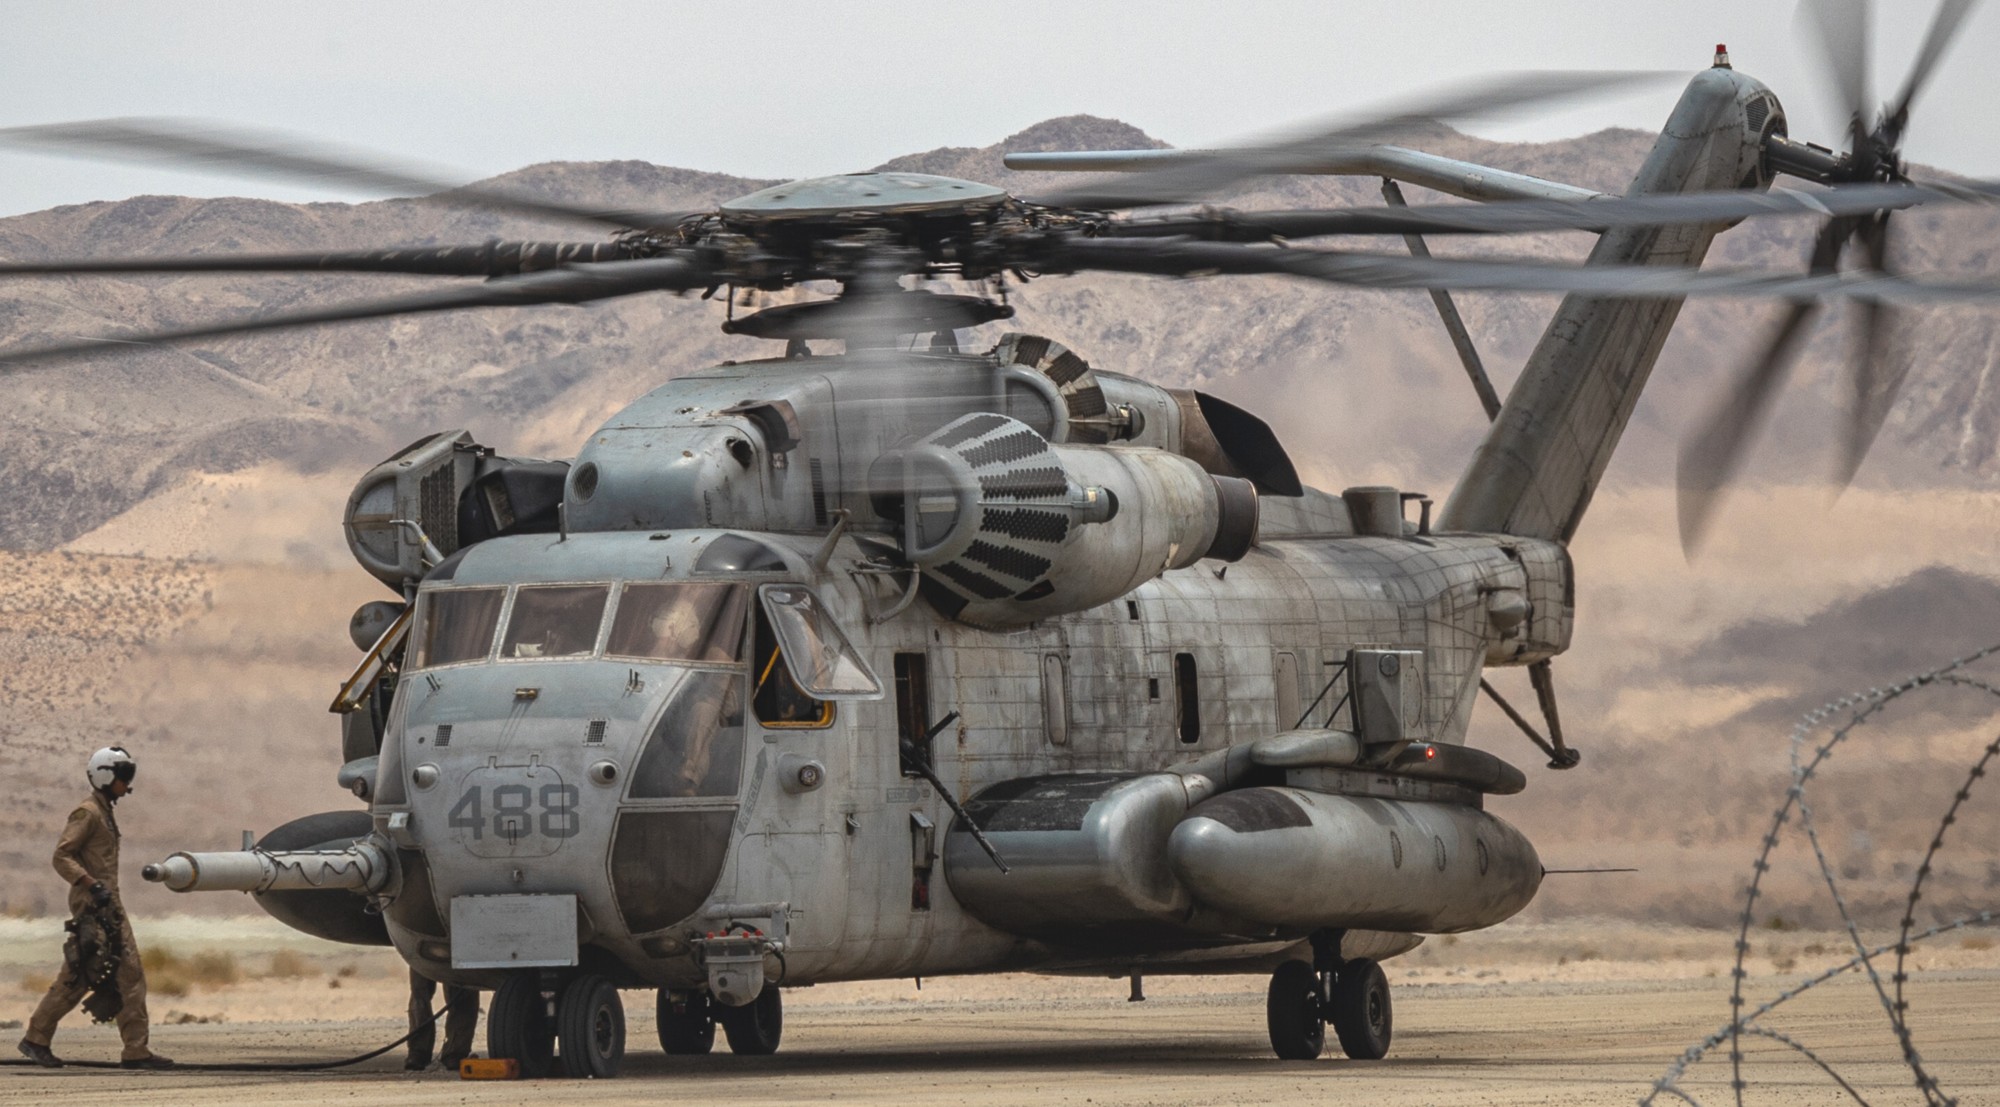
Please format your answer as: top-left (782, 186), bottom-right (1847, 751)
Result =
top-left (447, 784), bottom-right (580, 840)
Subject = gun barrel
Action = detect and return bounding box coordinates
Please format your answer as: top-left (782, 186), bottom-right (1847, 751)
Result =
top-left (142, 840), bottom-right (392, 894)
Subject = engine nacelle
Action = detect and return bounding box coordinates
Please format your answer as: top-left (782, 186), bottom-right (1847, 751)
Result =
top-left (345, 430), bottom-right (568, 590)
top-left (873, 413), bottom-right (1258, 626)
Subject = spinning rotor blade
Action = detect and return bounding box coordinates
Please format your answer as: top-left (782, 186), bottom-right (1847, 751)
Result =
top-left (1841, 215), bottom-right (1910, 487)
top-left (1675, 301), bottom-right (1823, 555)
top-left (1042, 237), bottom-right (2000, 305)
top-left (0, 118), bottom-right (700, 232)
top-left (0, 240), bottom-right (640, 278)
top-left (0, 256), bottom-right (713, 373)
top-left (1675, 218), bottom-right (1850, 555)
top-left (1885, 0), bottom-right (1980, 142)
top-left (1800, 0), bottom-right (1874, 147)
top-left (1027, 70), bottom-right (1666, 211)
top-left (1106, 182), bottom-right (1935, 241)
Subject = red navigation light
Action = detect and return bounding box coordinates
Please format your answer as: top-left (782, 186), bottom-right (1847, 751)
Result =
top-left (1714, 44), bottom-right (1732, 69)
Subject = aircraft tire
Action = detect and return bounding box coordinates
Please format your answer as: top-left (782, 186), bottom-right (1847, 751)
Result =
top-left (656, 988), bottom-right (717, 1055)
top-left (557, 974), bottom-right (625, 1078)
top-left (719, 984), bottom-right (783, 1055)
top-left (487, 973), bottom-right (555, 1078)
top-left (1265, 959), bottom-right (1325, 1060)
top-left (1329, 958), bottom-right (1393, 1060)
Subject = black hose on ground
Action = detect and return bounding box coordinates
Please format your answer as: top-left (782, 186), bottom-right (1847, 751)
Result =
top-left (3, 1007), bottom-right (443, 1072)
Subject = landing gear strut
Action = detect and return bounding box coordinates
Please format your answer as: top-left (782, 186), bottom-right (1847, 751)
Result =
top-left (1264, 929), bottom-right (1393, 1061)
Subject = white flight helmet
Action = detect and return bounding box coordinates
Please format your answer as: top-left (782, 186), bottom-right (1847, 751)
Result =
top-left (87, 746), bottom-right (138, 792)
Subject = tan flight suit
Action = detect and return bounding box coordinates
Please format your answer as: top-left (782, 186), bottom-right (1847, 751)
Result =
top-left (24, 791), bottom-right (152, 1062)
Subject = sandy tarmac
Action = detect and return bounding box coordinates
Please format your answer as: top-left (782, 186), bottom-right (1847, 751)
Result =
top-left (3, 916), bottom-right (1996, 1106)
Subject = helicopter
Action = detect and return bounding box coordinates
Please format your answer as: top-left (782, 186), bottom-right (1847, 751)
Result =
top-left (4, 0), bottom-right (1999, 1078)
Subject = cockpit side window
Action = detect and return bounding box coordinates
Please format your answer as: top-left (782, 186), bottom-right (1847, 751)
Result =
top-left (501, 584), bottom-right (610, 659)
top-left (752, 604), bottom-right (833, 728)
top-left (606, 583), bottom-right (748, 663)
top-left (410, 587), bottom-right (505, 669)
top-left (757, 584), bottom-right (883, 698)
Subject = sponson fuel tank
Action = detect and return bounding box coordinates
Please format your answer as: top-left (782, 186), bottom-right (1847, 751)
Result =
top-left (1168, 788), bottom-right (1542, 933)
top-left (944, 772), bottom-right (1540, 941)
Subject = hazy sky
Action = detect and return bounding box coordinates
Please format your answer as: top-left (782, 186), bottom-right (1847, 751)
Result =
top-left (2, 0), bottom-right (1997, 217)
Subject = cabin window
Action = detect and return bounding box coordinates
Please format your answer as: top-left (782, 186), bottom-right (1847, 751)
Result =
top-left (501, 584), bottom-right (610, 659)
top-left (1042, 654), bottom-right (1070, 747)
top-left (894, 653), bottom-right (931, 776)
top-left (606, 583), bottom-right (749, 663)
top-left (1174, 652), bottom-right (1200, 744)
top-left (410, 587), bottom-right (504, 669)
top-left (1275, 652), bottom-right (1302, 730)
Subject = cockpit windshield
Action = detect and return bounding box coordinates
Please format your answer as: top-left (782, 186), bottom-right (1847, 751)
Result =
top-left (605, 583), bottom-right (748, 663)
top-left (501, 585), bottom-right (610, 659)
top-left (411, 587), bottom-right (504, 669)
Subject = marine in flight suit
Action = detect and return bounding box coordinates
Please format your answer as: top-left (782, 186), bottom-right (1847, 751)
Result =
top-left (17, 747), bottom-right (173, 1069)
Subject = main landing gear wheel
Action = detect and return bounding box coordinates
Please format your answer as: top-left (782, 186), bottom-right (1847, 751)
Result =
top-left (487, 973), bottom-right (556, 1078)
top-left (1329, 958), bottom-right (1393, 1060)
top-left (557, 974), bottom-right (625, 1078)
top-left (1265, 959), bottom-right (1325, 1060)
top-left (718, 983), bottom-right (783, 1055)
top-left (657, 988), bottom-right (717, 1055)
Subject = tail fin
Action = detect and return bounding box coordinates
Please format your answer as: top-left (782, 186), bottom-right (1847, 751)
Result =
top-left (1436, 66), bottom-right (1782, 541)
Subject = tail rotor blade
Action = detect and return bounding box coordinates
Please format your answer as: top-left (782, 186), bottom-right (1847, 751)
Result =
top-left (1884, 0), bottom-right (1981, 141)
top-left (1839, 215), bottom-right (1909, 487)
top-left (1798, 0), bottom-right (1875, 145)
top-left (1677, 301), bottom-right (1823, 556)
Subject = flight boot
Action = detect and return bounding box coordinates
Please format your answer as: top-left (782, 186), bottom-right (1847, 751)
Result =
top-left (16, 1039), bottom-right (62, 1068)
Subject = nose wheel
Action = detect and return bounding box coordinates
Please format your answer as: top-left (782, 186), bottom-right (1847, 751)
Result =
top-left (488, 972), bottom-right (628, 1078)
top-left (557, 974), bottom-right (625, 1078)
top-left (1264, 930), bottom-right (1393, 1061)
top-left (657, 988), bottom-right (717, 1054)
top-left (717, 983), bottom-right (784, 1055)
top-left (487, 974), bottom-right (555, 1078)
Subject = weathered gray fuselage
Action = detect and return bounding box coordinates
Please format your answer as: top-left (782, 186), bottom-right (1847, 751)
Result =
top-left (375, 515), bottom-right (1568, 988)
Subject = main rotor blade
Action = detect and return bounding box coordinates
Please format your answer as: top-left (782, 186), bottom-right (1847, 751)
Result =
top-left (1026, 71), bottom-right (1667, 211)
top-left (1675, 301), bottom-right (1823, 555)
top-left (0, 256), bottom-right (713, 373)
top-left (0, 241), bottom-right (640, 279)
top-left (1105, 182), bottom-right (1933, 241)
top-left (1799, 0), bottom-right (1875, 147)
top-left (1884, 0), bottom-right (1980, 142)
top-left (0, 118), bottom-right (700, 232)
top-left (1040, 237), bottom-right (2000, 306)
